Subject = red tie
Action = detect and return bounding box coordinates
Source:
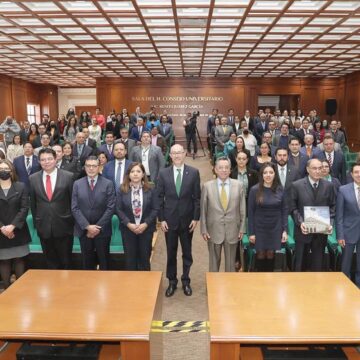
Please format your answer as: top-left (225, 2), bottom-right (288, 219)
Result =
top-left (90, 179), bottom-right (95, 191)
top-left (46, 175), bottom-right (53, 201)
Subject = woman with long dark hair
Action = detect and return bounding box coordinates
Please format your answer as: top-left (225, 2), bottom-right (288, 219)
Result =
top-left (116, 162), bottom-right (159, 271)
top-left (313, 119), bottom-right (325, 145)
top-left (27, 123), bottom-right (38, 147)
top-left (63, 116), bottom-right (79, 144)
top-left (228, 135), bottom-right (251, 169)
top-left (248, 162), bottom-right (288, 272)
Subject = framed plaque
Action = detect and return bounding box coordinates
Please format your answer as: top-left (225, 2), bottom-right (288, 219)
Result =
top-left (304, 206), bottom-right (331, 234)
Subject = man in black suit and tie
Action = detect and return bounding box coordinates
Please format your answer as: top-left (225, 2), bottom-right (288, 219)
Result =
top-left (117, 127), bottom-right (136, 158)
top-left (290, 158), bottom-right (336, 271)
top-left (52, 144), bottom-right (81, 180)
top-left (288, 138), bottom-right (308, 177)
top-left (13, 142), bottom-right (41, 191)
top-left (318, 135), bottom-right (346, 184)
top-left (29, 148), bottom-right (75, 269)
top-left (82, 127), bottom-right (97, 151)
top-left (254, 113), bottom-right (268, 145)
top-left (19, 120), bottom-right (30, 144)
top-left (275, 147), bottom-right (301, 207)
top-left (97, 132), bottom-right (115, 161)
top-left (227, 108), bottom-right (235, 126)
top-left (72, 132), bottom-right (93, 166)
top-left (72, 156), bottom-right (115, 270)
top-left (156, 144), bottom-right (201, 297)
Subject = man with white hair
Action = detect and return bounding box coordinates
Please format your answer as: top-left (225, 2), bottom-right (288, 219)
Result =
top-left (0, 116), bottom-right (20, 147)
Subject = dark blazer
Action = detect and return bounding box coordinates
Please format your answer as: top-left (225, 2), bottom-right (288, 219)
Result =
top-left (0, 182), bottom-right (30, 249)
top-left (60, 156), bottom-right (82, 180)
top-left (288, 153), bottom-right (308, 177)
top-left (117, 138), bottom-right (136, 158)
top-left (19, 129), bottom-right (30, 145)
top-left (336, 183), bottom-right (360, 244)
top-left (102, 159), bottom-right (132, 191)
top-left (300, 145), bottom-right (322, 159)
top-left (72, 176), bottom-right (115, 238)
top-left (272, 134), bottom-right (294, 148)
top-left (240, 117), bottom-right (256, 132)
top-left (13, 155), bottom-right (41, 190)
top-left (230, 167), bottom-right (259, 197)
top-left (116, 187), bottom-right (159, 233)
top-left (72, 143), bottom-right (94, 166)
top-left (106, 121), bottom-right (121, 139)
top-left (156, 165), bottom-right (201, 230)
top-left (85, 138), bottom-right (97, 151)
top-left (290, 128), bottom-right (305, 146)
top-left (130, 126), bottom-right (149, 142)
top-left (158, 123), bottom-right (173, 143)
top-left (228, 148), bottom-right (251, 169)
top-left (276, 164), bottom-right (301, 208)
top-left (97, 143), bottom-right (115, 161)
top-left (318, 151), bottom-right (346, 184)
top-left (29, 169), bottom-right (74, 239)
top-left (290, 177), bottom-right (336, 244)
top-left (254, 121), bottom-right (268, 143)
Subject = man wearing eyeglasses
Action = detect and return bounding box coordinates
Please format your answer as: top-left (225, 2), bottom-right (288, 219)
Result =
top-left (29, 148), bottom-right (74, 270)
top-left (156, 144), bottom-right (201, 297)
top-left (290, 158), bottom-right (336, 272)
top-left (71, 156), bottom-right (115, 270)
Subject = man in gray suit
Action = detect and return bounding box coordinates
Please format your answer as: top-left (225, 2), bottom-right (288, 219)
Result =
top-left (129, 131), bottom-right (165, 183)
top-left (200, 157), bottom-right (246, 272)
top-left (117, 127), bottom-right (136, 159)
top-left (214, 116), bottom-right (233, 152)
top-left (336, 162), bottom-right (360, 287)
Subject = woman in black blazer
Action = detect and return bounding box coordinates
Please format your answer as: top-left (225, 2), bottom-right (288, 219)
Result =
top-left (116, 162), bottom-right (159, 271)
top-left (230, 150), bottom-right (259, 271)
top-left (0, 160), bottom-right (31, 289)
top-left (228, 135), bottom-right (251, 170)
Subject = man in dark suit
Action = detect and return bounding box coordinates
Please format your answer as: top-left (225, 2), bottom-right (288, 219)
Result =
top-left (97, 132), bottom-right (115, 161)
top-left (254, 113), bottom-right (268, 145)
top-left (275, 147), bottom-right (301, 207)
top-left (102, 142), bottom-right (132, 191)
top-left (240, 109), bottom-right (255, 133)
top-left (29, 148), bottom-right (74, 269)
top-left (272, 123), bottom-right (294, 150)
top-left (52, 144), bottom-right (81, 180)
top-left (117, 127), bottom-right (136, 158)
top-left (227, 108), bottom-right (235, 126)
top-left (19, 120), bottom-right (30, 144)
top-left (318, 135), bottom-right (346, 184)
top-left (156, 144), bottom-right (201, 297)
top-left (336, 162), bottom-right (360, 287)
top-left (288, 138), bottom-right (308, 177)
top-left (129, 131), bottom-right (165, 183)
top-left (158, 115), bottom-right (174, 147)
top-left (32, 123), bottom-right (52, 149)
top-left (130, 117), bottom-right (148, 143)
top-left (72, 156), bottom-right (115, 270)
top-left (72, 132), bottom-right (93, 166)
top-left (106, 116), bottom-right (121, 139)
top-left (290, 119), bottom-right (305, 146)
top-left (13, 142), bottom-right (41, 190)
top-left (290, 158), bottom-right (336, 271)
top-left (328, 120), bottom-right (346, 150)
top-left (82, 127), bottom-right (97, 151)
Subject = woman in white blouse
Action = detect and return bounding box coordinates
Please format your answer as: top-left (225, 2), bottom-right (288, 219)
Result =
top-left (88, 117), bottom-right (102, 147)
top-left (6, 135), bottom-right (23, 163)
top-left (115, 162), bottom-right (159, 271)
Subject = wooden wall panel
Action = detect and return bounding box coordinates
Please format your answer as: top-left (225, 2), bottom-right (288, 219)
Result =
top-left (96, 77), bottom-right (341, 138)
top-left (11, 78), bottom-right (28, 122)
top-left (0, 75), bottom-right (13, 121)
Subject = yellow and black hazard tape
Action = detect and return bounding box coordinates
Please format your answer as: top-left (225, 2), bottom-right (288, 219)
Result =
top-left (151, 320), bottom-right (209, 333)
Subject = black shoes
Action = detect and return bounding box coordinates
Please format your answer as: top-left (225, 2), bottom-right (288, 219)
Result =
top-left (165, 283), bottom-right (193, 297)
top-left (165, 284), bottom-right (177, 297)
top-left (183, 284), bottom-right (192, 296)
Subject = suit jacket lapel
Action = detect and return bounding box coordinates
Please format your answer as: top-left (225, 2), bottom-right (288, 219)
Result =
top-left (178, 165), bottom-right (189, 197)
top-left (304, 178), bottom-right (315, 201)
top-left (212, 180), bottom-right (223, 210)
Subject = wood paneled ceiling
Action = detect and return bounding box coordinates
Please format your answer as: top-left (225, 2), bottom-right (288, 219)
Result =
top-left (0, 0), bottom-right (360, 86)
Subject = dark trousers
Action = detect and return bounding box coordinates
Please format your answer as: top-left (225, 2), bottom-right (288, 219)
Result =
top-left (295, 235), bottom-right (327, 271)
top-left (122, 228), bottom-right (153, 271)
top-left (341, 242), bottom-right (360, 287)
top-left (165, 227), bottom-right (193, 286)
top-left (79, 235), bottom-right (110, 270)
top-left (40, 236), bottom-right (73, 270)
top-left (186, 132), bottom-right (197, 154)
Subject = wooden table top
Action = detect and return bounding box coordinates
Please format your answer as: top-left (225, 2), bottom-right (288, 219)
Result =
top-left (207, 272), bottom-right (360, 344)
top-left (0, 270), bottom-right (162, 342)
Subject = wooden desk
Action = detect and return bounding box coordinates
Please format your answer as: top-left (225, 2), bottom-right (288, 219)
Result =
top-left (0, 270), bottom-right (162, 360)
top-left (207, 272), bottom-right (360, 360)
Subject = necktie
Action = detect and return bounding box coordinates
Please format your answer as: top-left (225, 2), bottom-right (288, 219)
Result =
top-left (327, 152), bottom-right (333, 167)
top-left (78, 144), bottom-right (83, 155)
top-left (306, 146), bottom-right (311, 157)
top-left (175, 168), bottom-right (182, 196)
top-left (357, 187), bottom-right (360, 210)
top-left (108, 144), bottom-right (112, 153)
top-left (313, 182), bottom-right (318, 190)
top-left (90, 179), bottom-right (95, 191)
top-left (46, 175), bottom-right (52, 201)
top-left (223, 126), bottom-right (226, 133)
top-left (280, 167), bottom-right (286, 187)
top-left (26, 157), bottom-right (31, 175)
top-left (220, 182), bottom-right (228, 210)
top-left (115, 161), bottom-right (122, 189)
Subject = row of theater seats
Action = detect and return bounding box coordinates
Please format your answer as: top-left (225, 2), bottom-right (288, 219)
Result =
top-left (243, 216), bottom-right (346, 272)
top-left (26, 214), bottom-right (124, 269)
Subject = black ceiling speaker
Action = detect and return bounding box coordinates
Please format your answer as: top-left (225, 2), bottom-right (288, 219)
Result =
top-left (325, 99), bottom-right (337, 116)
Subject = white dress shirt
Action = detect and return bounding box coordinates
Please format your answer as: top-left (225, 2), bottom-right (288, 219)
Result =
top-left (42, 168), bottom-right (57, 193)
